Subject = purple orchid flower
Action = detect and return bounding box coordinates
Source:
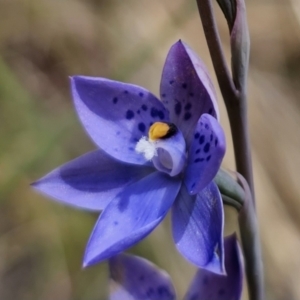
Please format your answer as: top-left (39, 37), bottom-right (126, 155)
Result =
top-left (32, 40), bottom-right (226, 273)
top-left (109, 234), bottom-right (243, 300)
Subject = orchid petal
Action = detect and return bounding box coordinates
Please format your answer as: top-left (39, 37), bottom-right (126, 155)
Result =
top-left (71, 76), bottom-right (169, 165)
top-left (83, 172), bottom-right (181, 267)
top-left (32, 150), bottom-right (154, 211)
top-left (152, 129), bottom-right (186, 177)
top-left (172, 182), bottom-right (224, 274)
top-left (184, 114), bottom-right (226, 195)
top-left (109, 253), bottom-right (176, 300)
top-left (184, 234), bottom-right (243, 300)
top-left (160, 40), bottom-right (219, 145)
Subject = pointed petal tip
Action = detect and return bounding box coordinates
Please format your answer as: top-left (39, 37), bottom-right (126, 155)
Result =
top-left (204, 258), bottom-right (226, 276)
top-left (83, 251), bottom-right (99, 268)
top-left (30, 178), bottom-right (46, 191)
top-left (226, 232), bottom-right (238, 242)
top-left (30, 180), bottom-right (38, 188)
top-left (170, 39), bottom-right (185, 52)
top-left (82, 254), bottom-right (100, 269)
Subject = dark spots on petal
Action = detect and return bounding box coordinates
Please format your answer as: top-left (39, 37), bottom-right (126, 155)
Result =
top-left (126, 110), bottom-right (134, 120)
top-left (191, 182), bottom-right (196, 188)
top-left (139, 92), bottom-right (144, 97)
top-left (124, 90), bottom-right (129, 94)
top-left (204, 142), bottom-right (210, 153)
top-left (199, 135), bottom-right (205, 144)
top-left (116, 131), bottom-right (120, 135)
top-left (175, 102), bottom-right (182, 115)
top-left (218, 288), bottom-right (225, 296)
top-left (158, 110), bottom-right (165, 120)
top-left (113, 97), bottom-right (118, 104)
top-left (194, 158), bottom-right (205, 163)
top-left (195, 148), bottom-right (201, 154)
top-left (182, 83), bottom-right (187, 89)
top-left (208, 108), bottom-right (213, 115)
top-left (161, 93), bottom-right (166, 98)
top-left (128, 147), bottom-right (134, 151)
top-left (189, 92), bottom-right (194, 97)
top-left (169, 80), bottom-right (174, 85)
top-left (157, 285), bottom-right (173, 297)
top-left (185, 103), bottom-right (192, 110)
top-left (194, 132), bottom-right (200, 139)
top-left (151, 107), bottom-right (158, 118)
top-left (117, 198), bottom-right (129, 212)
top-left (215, 138), bottom-right (218, 146)
top-left (205, 123), bottom-right (209, 129)
top-left (141, 104), bottom-right (148, 111)
top-left (206, 155), bottom-right (211, 161)
top-left (133, 137), bottom-right (139, 142)
top-left (114, 221), bottom-right (118, 225)
top-left (210, 133), bottom-right (213, 141)
top-left (184, 112), bottom-right (192, 120)
top-left (138, 122), bottom-right (146, 133)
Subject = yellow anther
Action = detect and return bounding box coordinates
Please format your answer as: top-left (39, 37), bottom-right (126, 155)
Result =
top-left (149, 122), bottom-right (170, 140)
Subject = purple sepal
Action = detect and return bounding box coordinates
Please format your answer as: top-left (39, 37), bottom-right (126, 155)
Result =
top-left (184, 234), bottom-right (243, 300)
top-left (32, 150), bottom-right (154, 211)
top-left (160, 40), bottom-right (219, 145)
top-left (184, 114), bottom-right (226, 195)
top-left (71, 76), bottom-right (169, 166)
top-left (83, 172), bottom-right (181, 267)
top-left (172, 182), bottom-right (224, 274)
top-left (109, 253), bottom-right (176, 300)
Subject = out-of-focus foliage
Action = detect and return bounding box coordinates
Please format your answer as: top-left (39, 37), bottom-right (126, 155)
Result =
top-left (0, 1), bottom-right (300, 299)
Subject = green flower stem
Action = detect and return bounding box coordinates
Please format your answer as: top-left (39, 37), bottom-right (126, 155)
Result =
top-left (237, 174), bottom-right (264, 300)
top-left (221, 194), bottom-right (242, 211)
top-left (195, 0), bottom-right (254, 199)
top-left (215, 168), bottom-right (245, 206)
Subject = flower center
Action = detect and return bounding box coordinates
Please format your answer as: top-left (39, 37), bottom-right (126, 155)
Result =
top-left (135, 122), bottom-right (178, 161)
top-left (135, 122), bottom-right (186, 177)
top-left (148, 122), bottom-right (177, 140)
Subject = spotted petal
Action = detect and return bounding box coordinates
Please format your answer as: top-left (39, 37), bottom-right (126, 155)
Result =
top-left (184, 114), bottom-right (226, 195)
top-left (160, 40), bottom-right (219, 145)
top-left (184, 234), bottom-right (243, 300)
top-left (109, 253), bottom-right (176, 300)
top-left (83, 172), bottom-right (181, 267)
top-left (71, 76), bottom-right (169, 165)
top-left (172, 182), bottom-right (224, 274)
top-left (32, 150), bottom-right (154, 211)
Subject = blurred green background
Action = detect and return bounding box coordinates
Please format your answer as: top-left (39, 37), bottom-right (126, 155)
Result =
top-left (1, 0), bottom-right (300, 299)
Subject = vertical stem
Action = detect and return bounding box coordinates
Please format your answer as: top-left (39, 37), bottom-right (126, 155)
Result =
top-left (238, 174), bottom-right (264, 300)
top-left (195, 0), bottom-right (255, 199)
top-left (227, 97), bottom-right (255, 199)
top-left (196, 1), bottom-right (263, 299)
top-left (196, 0), bottom-right (237, 102)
